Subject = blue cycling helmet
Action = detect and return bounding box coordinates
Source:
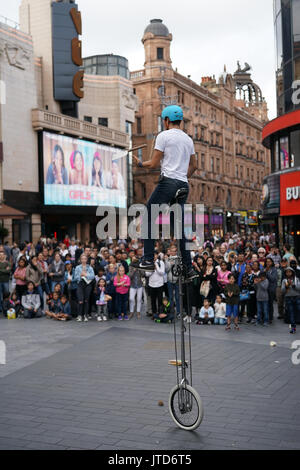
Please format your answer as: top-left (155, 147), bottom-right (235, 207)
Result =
top-left (161, 105), bottom-right (183, 122)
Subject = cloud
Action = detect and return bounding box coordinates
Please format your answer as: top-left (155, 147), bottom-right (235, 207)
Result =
top-left (2, 0), bottom-right (276, 117)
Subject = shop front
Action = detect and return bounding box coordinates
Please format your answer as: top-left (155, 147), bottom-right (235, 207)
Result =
top-left (280, 170), bottom-right (300, 257)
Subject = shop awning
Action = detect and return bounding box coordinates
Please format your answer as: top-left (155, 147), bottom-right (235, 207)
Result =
top-left (0, 204), bottom-right (27, 220)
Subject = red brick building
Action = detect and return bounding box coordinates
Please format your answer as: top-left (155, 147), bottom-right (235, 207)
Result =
top-left (131, 19), bottom-right (271, 236)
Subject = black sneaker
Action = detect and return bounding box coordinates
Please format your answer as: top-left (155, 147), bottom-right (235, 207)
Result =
top-left (138, 260), bottom-right (155, 271)
top-left (185, 268), bottom-right (198, 281)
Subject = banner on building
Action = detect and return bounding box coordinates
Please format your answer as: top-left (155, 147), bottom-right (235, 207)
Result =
top-left (43, 132), bottom-right (127, 208)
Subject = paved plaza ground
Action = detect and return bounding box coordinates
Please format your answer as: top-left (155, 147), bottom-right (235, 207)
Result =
top-left (0, 313), bottom-right (299, 450)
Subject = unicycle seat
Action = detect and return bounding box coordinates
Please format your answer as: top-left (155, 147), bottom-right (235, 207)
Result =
top-left (173, 187), bottom-right (189, 203)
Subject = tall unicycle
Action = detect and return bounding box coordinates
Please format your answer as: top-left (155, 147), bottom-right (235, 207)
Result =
top-left (168, 188), bottom-right (204, 431)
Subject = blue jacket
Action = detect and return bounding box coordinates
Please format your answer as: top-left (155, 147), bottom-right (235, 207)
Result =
top-left (105, 272), bottom-right (116, 295)
top-left (234, 263), bottom-right (246, 287)
top-left (74, 265), bottom-right (95, 284)
top-left (64, 269), bottom-right (77, 290)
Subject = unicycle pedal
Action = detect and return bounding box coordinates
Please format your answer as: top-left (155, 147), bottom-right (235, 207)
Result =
top-left (168, 359), bottom-right (188, 367)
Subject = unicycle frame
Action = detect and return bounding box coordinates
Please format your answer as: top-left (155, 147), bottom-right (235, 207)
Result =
top-left (171, 237), bottom-right (194, 414)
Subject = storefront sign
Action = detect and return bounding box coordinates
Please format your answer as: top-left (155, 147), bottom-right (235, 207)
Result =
top-left (52, 1), bottom-right (84, 102)
top-left (280, 171), bottom-right (300, 216)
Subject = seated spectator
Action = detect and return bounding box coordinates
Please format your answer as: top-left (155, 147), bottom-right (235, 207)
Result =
top-left (197, 298), bottom-right (214, 325)
top-left (45, 292), bottom-right (72, 321)
top-left (5, 292), bottom-right (23, 318)
top-left (214, 294), bottom-right (227, 325)
top-left (21, 281), bottom-right (42, 319)
top-left (153, 296), bottom-right (174, 323)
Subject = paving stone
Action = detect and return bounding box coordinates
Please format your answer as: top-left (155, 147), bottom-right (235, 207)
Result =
top-left (0, 314), bottom-right (299, 450)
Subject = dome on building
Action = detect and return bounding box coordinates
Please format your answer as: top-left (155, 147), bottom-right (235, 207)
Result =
top-left (144, 19), bottom-right (169, 37)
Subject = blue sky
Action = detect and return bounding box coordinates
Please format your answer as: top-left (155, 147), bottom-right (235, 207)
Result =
top-left (1, 0), bottom-right (276, 118)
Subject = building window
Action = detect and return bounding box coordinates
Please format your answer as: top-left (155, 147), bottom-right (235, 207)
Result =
top-left (290, 129), bottom-right (300, 167)
top-left (280, 136), bottom-right (289, 169)
top-left (125, 121), bottom-right (132, 137)
top-left (201, 153), bottom-right (205, 169)
top-left (195, 152), bottom-right (199, 167)
top-left (211, 157), bottom-right (214, 172)
top-left (216, 158), bottom-right (220, 174)
top-left (158, 116), bottom-right (163, 133)
top-left (98, 117), bottom-right (108, 127)
top-left (84, 116), bottom-right (92, 123)
top-left (194, 126), bottom-right (198, 140)
top-left (157, 48), bottom-right (164, 60)
top-left (138, 148), bottom-right (143, 161)
top-left (137, 117), bottom-right (142, 134)
top-left (240, 166), bottom-right (243, 178)
top-left (201, 127), bottom-right (205, 141)
top-left (236, 165), bottom-right (239, 177)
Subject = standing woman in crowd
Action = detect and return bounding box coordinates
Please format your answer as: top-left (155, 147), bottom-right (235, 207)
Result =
top-left (14, 257), bottom-right (28, 300)
top-left (114, 265), bottom-right (131, 321)
top-left (25, 255), bottom-right (44, 306)
top-left (257, 247), bottom-right (266, 268)
top-left (265, 257), bottom-right (278, 324)
top-left (64, 261), bottom-right (77, 300)
top-left (128, 257), bottom-right (144, 319)
top-left (74, 254), bottom-right (95, 322)
top-left (49, 252), bottom-right (65, 292)
top-left (199, 256), bottom-right (218, 306)
top-left (37, 252), bottom-right (50, 297)
top-left (146, 253), bottom-right (165, 319)
top-left (217, 260), bottom-right (231, 293)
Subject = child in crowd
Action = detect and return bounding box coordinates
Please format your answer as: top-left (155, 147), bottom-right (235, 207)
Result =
top-left (114, 265), bottom-right (131, 321)
top-left (21, 281), bottom-right (42, 319)
top-left (214, 294), bottom-right (227, 325)
top-left (60, 294), bottom-right (72, 321)
top-left (106, 263), bottom-right (117, 318)
top-left (197, 298), bottom-right (215, 325)
top-left (254, 271), bottom-right (269, 326)
top-left (45, 292), bottom-right (71, 321)
top-left (96, 279), bottom-right (112, 322)
top-left (153, 296), bottom-right (174, 323)
top-left (224, 274), bottom-right (240, 331)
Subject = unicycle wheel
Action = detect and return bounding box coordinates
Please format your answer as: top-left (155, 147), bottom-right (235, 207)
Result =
top-left (169, 384), bottom-right (204, 431)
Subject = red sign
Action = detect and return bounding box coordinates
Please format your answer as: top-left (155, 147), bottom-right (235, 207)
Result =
top-left (280, 171), bottom-right (300, 216)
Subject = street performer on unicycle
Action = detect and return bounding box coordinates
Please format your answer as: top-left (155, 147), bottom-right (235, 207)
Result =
top-left (133, 105), bottom-right (204, 431)
top-left (132, 105), bottom-right (197, 280)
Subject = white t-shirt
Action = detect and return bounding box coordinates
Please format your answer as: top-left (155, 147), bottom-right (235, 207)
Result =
top-left (155, 129), bottom-right (195, 183)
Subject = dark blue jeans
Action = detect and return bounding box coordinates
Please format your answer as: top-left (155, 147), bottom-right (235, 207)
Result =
top-left (143, 177), bottom-right (192, 270)
top-left (116, 293), bottom-right (128, 317)
top-left (286, 296), bottom-right (300, 328)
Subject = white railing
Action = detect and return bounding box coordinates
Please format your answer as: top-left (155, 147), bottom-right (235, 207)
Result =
top-left (0, 15), bottom-right (19, 29)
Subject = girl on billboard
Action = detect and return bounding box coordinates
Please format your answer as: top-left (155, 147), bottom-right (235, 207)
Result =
top-left (46, 144), bottom-right (68, 185)
top-left (107, 160), bottom-right (125, 191)
top-left (91, 152), bottom-right (106, 188)
top-left (69, 150), bottom-right (88, 186)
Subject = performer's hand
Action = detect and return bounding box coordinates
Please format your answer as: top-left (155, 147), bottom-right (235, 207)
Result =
top-left (132, 155), bottom-right (140, 167)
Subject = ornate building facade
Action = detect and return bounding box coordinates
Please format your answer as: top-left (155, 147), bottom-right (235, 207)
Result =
top-left (131, 19), bottom-right (271, 236)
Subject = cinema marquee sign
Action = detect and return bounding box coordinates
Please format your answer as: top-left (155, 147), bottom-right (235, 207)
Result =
top-left (280, 171), bottom-right (300, 216)
top-left (286, 186), bottom-right (300, 201)
top-left (52, 0), bottom-right (84, 102)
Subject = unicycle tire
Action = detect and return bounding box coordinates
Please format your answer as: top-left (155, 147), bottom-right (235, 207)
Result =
top-left (169, 384), bottom-right (204, 431)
